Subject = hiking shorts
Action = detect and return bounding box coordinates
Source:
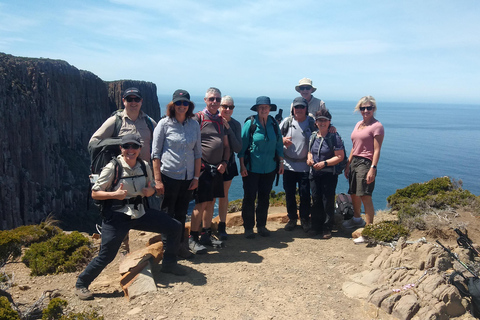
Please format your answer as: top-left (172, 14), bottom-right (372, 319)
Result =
top-left (195, 164), bottom-right (225, 204)
top-left (223, 160), bottom-right (239, 182)
top-left (348, 156), bottom-right (376, 196)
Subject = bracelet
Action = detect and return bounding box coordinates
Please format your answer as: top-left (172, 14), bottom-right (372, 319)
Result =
top-left (193, 177), bottom-right (199, 180)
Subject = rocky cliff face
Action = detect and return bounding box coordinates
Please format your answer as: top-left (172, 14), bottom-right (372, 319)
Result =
top-left (0, 53), bottom-right (160, 230)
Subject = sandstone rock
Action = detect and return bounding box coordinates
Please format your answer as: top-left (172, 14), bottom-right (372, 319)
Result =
top-left (380, 293), bottom-right (402, 314)
top-left (368, 288), bottom-right (393, 307)
top-left (120, 259), bottom-right (157, 300)
top-left (392, 294), bottom-right (420, 320)
top-left (342, 281), bottom-right (373, 299)
top-left (439, 286), bottom-right (465, 317)
top-left (119, 241), bottom-right (164, 274)
top-left (419, 275), bottom-right (445, 293)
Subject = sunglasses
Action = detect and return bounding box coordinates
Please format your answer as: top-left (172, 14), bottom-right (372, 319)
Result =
top-left (359, 106), bottom-right (374, 111)
top-left (121, 143), bottom-right (140, 149)
top-left (294, 105), bottom-right (306, 109)
top-left (221, 104), bottom-right (235, 110)
top-left (299, 86), bottom-right (312, 91)
top-left (208, 97), bottom-right (221, 102)
top-left (174, 100), bottom-right (190, 106)
top-left (125, 96), bottom-right (141, 103)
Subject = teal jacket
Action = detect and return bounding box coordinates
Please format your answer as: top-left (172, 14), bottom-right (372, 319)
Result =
top-left (238, 115), bottom-right (284, 174)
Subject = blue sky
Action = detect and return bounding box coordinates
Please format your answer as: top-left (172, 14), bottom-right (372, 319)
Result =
top-left (1, 0), bottom-right (479, 104)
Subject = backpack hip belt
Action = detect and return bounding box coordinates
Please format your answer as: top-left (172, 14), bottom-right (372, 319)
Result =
top-left (110, 195), bottom-right (145, 210)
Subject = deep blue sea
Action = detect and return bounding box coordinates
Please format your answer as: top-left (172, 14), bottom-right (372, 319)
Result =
top-left (158, 95), bottom-right (480, 213)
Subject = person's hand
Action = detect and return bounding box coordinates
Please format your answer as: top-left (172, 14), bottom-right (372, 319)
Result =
top-left (278, 162), bottom-right (284, 175)
top-left (188, 179), bottom-right (199, 190)
top-left (240, 166), bottom-right (248, 177)
top-left (142, 181), bottom-right (154, 197)
top-left (283, 136), bottom-right (293, 147)
top-left (222, 117), bottom-right (230, 130)
top-left (217, 162), bottom-right (226, 174)
top-left (306, 158), bottom-right (314, 166)
top-left (114, 183), bottom-right (128, 200)
top-left (366, 168), bottom-right (376, 184)
top-left (155, 180), bottom-right (164, 195)
top-left (344, 166), bottom-right (350, 180)
top-left (312, 161), bottom-right (326, 171)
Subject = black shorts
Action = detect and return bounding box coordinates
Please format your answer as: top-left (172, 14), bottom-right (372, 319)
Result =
top-left (223, 160), bottom-right (239, 182)
top-left (348, 156), bottom-right (376, 196)
top-left (195, 164), bottom-right (225, 203)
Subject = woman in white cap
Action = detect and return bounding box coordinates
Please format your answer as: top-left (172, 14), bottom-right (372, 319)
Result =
top-left (238, 96), bottom-right (284, 239)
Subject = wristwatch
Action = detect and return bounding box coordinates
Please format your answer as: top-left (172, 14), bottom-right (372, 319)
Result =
top-left (324, 160), bottom-right (328, 167)
top-left (371, 165), bottom-right (377, 169)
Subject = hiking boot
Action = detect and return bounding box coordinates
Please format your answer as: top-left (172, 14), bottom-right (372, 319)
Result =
top-left (300, 218), bottom-right (311, 233)
top-left (244, 229), bottom-right (255, 239)
top-left (188, 237), bottom-right (207, 254)
top-left (161, 263), bottom-right (188, 276)
top-left (199, 232), bottom-right (224, 248)
top-left (257, 226), bottom-right (271, 237)
top-left (284, 219), bottom-right (297, 231)
top-left (217, 222), bottom-right (228, 240)
top-left (177, 242), bottom-right (193, 259)
top-left (75, 286), bottom-right (93, 300)
top-left (342, 218), bottom-right (366, 229)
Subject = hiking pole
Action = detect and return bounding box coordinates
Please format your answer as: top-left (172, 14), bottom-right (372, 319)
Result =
top-left (436, 240), bottom-right (479, 278)
top-left (454, 228), bottom-right (480, 257)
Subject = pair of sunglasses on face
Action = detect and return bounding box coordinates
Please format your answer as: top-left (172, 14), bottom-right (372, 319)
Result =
top-left (221, 104), bottom-right (235, 110)
top-left (125, 97), bottom-right (141, 103)
top-left (174, 100), bottom-right (190, 106)
top-left (121, 144), bottom-right (140, 150)
top-left (359, 106), bottom-right (373, 111)
top-left (207, 97), bottom-right (221, 102)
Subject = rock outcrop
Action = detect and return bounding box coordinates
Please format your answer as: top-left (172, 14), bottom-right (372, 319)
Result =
top-left (0, 52), bottom-right (160, 230)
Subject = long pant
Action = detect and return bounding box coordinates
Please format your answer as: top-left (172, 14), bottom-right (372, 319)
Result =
top-left (310, 173), bottom-right (338, 232)
top-left (241, 170), bottom-right (276, 230)
top-left (283, 169), bottom-right (311, 221)
top-left (76, 208), bottom-right (181, 289)
top-left (161, 175), bottom-right (193, 242)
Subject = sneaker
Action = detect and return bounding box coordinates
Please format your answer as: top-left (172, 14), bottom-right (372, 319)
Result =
top-left (199, 233), bottom-right (224, 248)
top-left (161, 263), bottom-right (187, 276)
top-left (244, 229), bottom-right (255, 239)
top-left (257, 226), bottom-right (270, 237)
top-left (284, 219), bottom-right (297, 231)
top-left (188, 237), bottom-right (207, 254)
top-left (75, 287), bottom-right (93, 300)
top-left (353, 236), bottom-right (366, 244)
top-left (300, 218), bottom-right (311, 233)
top-left (342, 218), bottom-right (366, 229)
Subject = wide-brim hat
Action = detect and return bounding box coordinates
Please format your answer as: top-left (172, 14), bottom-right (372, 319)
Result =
top-left (250, 96), bottom-right (277, 112)
top-left (123, 87), bottom-right (142, 99)
top-left (172, 89), bottom-right (191, 103)
top-left (295, 78), bottom-right (317, 93)
top-left (121, 133), bottom-right (143, 146)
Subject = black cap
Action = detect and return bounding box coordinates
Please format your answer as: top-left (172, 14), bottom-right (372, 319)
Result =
top-left (121, 133), bottom-right (143, 146)
top-left (123, 87), bottom-right (142, 99)
top-left (172, 89), bottom-right (191, 103)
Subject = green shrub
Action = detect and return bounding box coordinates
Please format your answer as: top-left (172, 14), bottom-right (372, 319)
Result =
top-left (0, 296), bottom-right (20, 320)
top-left (42, 298), bottom-right (68, 320)
top-left (22, 232), bottom-right (93, 276)
top-left (362, 221), bottom-right (409, 242)
top-left (60, 311), bottom-right (104, 320)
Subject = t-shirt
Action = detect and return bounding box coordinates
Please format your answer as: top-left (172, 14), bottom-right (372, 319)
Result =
top-left (195, 110), bottom-right (226, 165)
top-left (310, 132), bottom-right (344, 176)
top-left (350, 119), bottom-right (384, 161)
top-left (280, 116), bottom-right (313, 172)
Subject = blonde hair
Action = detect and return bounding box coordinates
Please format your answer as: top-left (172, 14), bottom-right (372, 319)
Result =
top-left (354, 96), bottom-right (377, 113)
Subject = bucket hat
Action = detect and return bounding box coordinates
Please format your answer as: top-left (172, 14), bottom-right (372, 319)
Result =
top-left (295, 78), bottom-right (317, 93)
top-left (250, 96), bottom-right (277, 112)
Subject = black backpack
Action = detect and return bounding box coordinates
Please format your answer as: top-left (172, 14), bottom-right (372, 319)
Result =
top-left (450, 271), bottom-right (480, 318)
top-left (335, 193), bottom-right (354, 220)
top-left (308, 132), bottom-right (348, 175)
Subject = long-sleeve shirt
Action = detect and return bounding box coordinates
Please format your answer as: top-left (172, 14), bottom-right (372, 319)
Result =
top-left (151, 117), bottom-right (202, 180)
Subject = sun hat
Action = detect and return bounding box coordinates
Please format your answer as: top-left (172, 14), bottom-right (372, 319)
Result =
top-left (123, 87), bottom-right (142, 99)
top-left (121, 133), bottom-right (143, 146)
top-left (295, 78), bottom-right (317, 93)
top-left (250, 96), bottom-right (277, 112)
top-left (315, 109), bottom-right (332, 121)
top-left (172, 89), bottom-right (190, 103)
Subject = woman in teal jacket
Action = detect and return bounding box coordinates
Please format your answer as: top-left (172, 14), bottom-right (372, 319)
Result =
top-left (239, 96), bottom-right (284, 239)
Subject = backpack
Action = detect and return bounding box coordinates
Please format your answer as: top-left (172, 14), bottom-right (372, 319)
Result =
top-left (450, 271), bottom-right (480, 318)
top-left (243, 114), bottom-right (280, 170)
top-left (280, 115), bottom-right (317, 137)
top-left (335, 193), bottom-right (354, 220)
top-left (93, 157), bottom-right (149, 214)
top-left (308, 132), bottom-right (348, 175)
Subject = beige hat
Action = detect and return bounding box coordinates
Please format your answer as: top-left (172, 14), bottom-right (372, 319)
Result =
top-left (295, 78), bottom-right (317, 93)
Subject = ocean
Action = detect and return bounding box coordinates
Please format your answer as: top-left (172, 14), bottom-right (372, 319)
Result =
top-left (158, 95), bottom-right (480, 213)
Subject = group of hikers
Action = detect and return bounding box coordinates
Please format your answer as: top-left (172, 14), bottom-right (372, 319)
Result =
top-left (75, 78), bottom-right (385, 301)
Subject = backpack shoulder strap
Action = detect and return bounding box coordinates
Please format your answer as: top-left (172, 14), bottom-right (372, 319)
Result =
top-left (308, 132), bottom-right (317, 152)
top-left (308, 116), bottom-right (317, 132)
top-left (109, 157), bottom-right (123, 191)
top-left (269, 115), bottom-right (280, 137)
top-left (112, 110), bottom-right (123, 137)
top-left (280, 116), bottom-right (293, 136)
top-left (138, 159), bottom-right (148, 177)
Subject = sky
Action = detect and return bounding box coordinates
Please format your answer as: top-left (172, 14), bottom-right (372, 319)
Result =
top-left (1, 0), bottom-right (479, 104)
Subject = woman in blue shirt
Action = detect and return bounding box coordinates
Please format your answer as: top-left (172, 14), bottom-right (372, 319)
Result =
top-left (152, 89), bottom-right (202, 257)
top-left (238, 96), bottom-right (284, 239)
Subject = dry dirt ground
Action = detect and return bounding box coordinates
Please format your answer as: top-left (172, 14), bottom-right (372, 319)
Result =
top-left (4, 207), bottom-right (480, 320)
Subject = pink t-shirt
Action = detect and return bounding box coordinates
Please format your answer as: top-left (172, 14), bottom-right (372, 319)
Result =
top-left (350, 119), bottom-right (384, 161)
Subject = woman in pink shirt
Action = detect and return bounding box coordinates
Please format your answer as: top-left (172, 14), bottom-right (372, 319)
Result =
top-left (343, 96), bottom-right (384, 236)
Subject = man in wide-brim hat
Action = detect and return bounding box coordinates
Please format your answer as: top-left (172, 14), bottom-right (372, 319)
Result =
top-left (293, 78), bottom-right (325, 118)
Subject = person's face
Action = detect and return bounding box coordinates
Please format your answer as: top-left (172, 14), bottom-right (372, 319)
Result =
top-left (315, 118), bottom-right (330, 130)
top-left (293, 104), bottom-right (307, 119)
top-left (123, 95), bottom-right (143, 113)
top-left (220, 101), bottom-right (234, 119)
top-left (120, 143), bottom-right (141, 162)
top-left (174, 100), bottom-right (189, 116)
top-left (204, 92), bottom-right (221, 113)
top-left (298, 85), bottom-right (312, 100)
top-left (257, 104), bottom-right (271, 118)
top-left (360, 102), bottom-right (374, 121)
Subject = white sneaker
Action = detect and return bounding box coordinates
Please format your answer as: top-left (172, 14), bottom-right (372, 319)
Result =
top-left (188, 237), bottom-right (207, 254)
top-left (353, 236), bottom-right (366, 244)
top-left (342, 218), bottom-right (366, 229)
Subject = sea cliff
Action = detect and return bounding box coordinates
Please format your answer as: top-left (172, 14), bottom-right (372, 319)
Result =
top-left (0, 52), bottom-right (160, 230)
